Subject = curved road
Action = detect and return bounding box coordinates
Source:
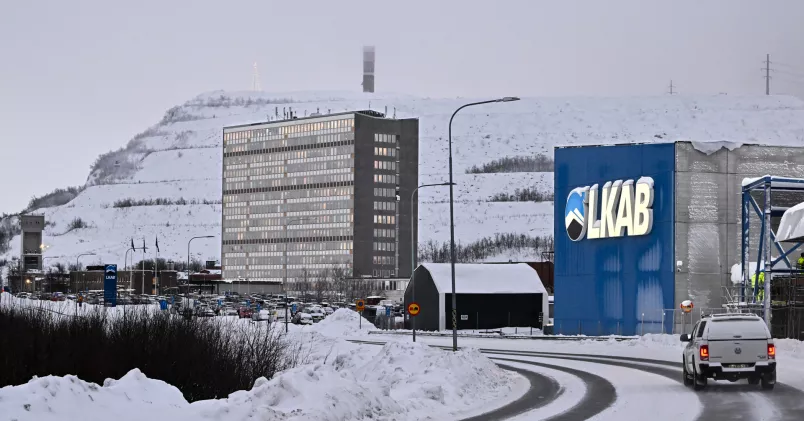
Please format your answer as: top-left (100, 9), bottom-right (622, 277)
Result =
top-left (350, 339), bottom-right (804, 421)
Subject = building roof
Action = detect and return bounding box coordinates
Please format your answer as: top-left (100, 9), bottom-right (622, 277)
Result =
top-left (223, 110), bottom-right (386, 130)
top-left (419, 263), bottom-right (546, 295)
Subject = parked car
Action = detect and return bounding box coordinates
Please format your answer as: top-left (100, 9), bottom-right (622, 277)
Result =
top-left (681, 313), bottom-right (776, 390)
top-left (221, 306), bottom-right (238, 316)
top-left (308, 306), bottom-right (325, 322)
top-left (252, 309), bottom-right (273, 322)
top-left (322, 306), bottom-right (335, 316)
top-left (238, 306), bottom-right (253, 319)
top-left (292, 311), bottom-right (313, 325)
top-left (197, 306), bottom-right (216, 317)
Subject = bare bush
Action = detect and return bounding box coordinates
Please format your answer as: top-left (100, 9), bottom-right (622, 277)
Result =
top-left (466, 154), bottom-right (554, 173)
top-left (489, 188), bottom-right (554, 202)
top-left (419, 233), bottom-right (554, 263)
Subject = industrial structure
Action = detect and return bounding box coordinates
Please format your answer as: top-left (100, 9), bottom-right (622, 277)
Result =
top-left (362, 46), bottom-right (375, 93)
top-left (20, 214), bottom-right (45, 272)
top-left (221, 110), bottom-right (419, 294)
top-left (404, 263), bottom-right (548, 331)
top-left (554, 141), bottom-right (804, 338)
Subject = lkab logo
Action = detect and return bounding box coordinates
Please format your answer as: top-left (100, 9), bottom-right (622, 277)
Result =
top-left (564, 177), bottom-right (654, 241)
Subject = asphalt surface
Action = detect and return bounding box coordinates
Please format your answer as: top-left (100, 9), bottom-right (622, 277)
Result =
top-left (350, 338), bottom-right (804, 421)
top-left (458, 363), bottom-right (562, 421)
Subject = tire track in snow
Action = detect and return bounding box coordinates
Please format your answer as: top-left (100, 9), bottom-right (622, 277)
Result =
top-left (458, 363), bottom-right (562, 421)
top-left (486, 357), bottom-right (616, 421)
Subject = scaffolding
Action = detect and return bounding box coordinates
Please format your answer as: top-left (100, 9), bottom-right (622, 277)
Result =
top-left (741, 176), bottom-right (804, 339)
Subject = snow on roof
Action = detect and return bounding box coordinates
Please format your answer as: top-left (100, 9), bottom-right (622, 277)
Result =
top-left (419, 263), bottom-right (546, 295)
top-left (777, 201), bottom-right (804, 242)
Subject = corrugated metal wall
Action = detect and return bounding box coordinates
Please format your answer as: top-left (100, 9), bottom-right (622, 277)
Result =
top-left (675, 142), bottom-right (804, 332)
top-left (554, 143), bottom-right (676, 335)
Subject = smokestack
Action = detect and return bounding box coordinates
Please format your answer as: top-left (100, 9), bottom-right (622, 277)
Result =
top-left (362, 46), bottom-right (375, 93)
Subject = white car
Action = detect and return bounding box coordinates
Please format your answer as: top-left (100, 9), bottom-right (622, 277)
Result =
top-left (681, 313), bottom-right (776, 390)
top-left (252, 309), bottom-right (273, 322)
top-left (308, 306), bottom-right (325, 322)
top-left (322, 306), bottom-right (334, 316)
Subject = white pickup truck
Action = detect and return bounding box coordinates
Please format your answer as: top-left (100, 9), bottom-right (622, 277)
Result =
top-left (681, 313), bottom-right (776, 391)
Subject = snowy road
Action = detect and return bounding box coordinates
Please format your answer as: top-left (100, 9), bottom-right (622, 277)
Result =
top-left (351, 339), bottom-right (804, 421)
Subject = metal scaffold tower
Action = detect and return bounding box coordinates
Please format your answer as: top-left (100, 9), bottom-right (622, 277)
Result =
top-left (741, 176), bottom-right (804, 337)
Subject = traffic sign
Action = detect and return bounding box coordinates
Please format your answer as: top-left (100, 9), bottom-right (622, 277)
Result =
top-left (385, 306), bottom-right (391, 317)
top-left (356, 299), bottom-right (365, 312)
top-left (407, 302), bottom-right (420, 316)
top-left (680, 300), bottom-right (694, 314)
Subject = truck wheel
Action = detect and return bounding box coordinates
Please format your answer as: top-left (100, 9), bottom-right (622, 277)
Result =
top-left (693, 364), bottom-right (707, 391)
top-left (761, 373), bottom-right (775, 390)
top-left (682, 357), bottom-right (693, 386)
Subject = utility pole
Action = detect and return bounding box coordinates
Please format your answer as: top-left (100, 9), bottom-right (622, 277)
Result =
top-left (765, 54), bottom-right (771, 95)
top-left (668, 80), bottom-right (675, 95)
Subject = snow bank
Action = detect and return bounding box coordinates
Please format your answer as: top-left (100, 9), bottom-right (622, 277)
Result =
top-left (305, 308), bottom-right (377, 337)
top-left (0, 369), bottom-right (190, 421)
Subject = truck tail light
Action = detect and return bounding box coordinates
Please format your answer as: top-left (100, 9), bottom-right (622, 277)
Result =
top-left (768, 343), bottom-right (776, 359)
top-left (699, 344), bottom-right (709, 361)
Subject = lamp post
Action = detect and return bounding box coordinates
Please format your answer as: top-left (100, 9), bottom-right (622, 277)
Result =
top-left (283, 217), bottom-right (313, 333)
top-left (448, 97), bottom-right (520, 351)
top-left (410, 182), bottom-right (453, 342)
top-left (187, 236), bottom-right (214, 308)
top-left (76, 253), bottom-right (96, 293)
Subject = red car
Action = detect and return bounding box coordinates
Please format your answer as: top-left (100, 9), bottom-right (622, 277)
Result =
top-left (238, 307), bottom-right (253, 318)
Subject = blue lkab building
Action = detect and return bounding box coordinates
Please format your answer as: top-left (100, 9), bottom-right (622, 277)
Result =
top-left (553, 141), bottom-right (804, 336)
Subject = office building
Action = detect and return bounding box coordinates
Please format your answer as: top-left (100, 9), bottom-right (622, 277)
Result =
top-left (221, 111), bottom-right (418, 290)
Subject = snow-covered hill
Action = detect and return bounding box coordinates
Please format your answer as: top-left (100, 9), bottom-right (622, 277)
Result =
top-left (4, 91), bottom-right (804, 271)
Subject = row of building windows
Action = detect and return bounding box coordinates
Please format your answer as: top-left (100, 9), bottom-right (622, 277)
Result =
top-left (225, 159), bottom-right (353, 179)
top-left (224, 186), bottom-right (354, 204)
top-left (374, 228), bottom-right (396, 238)
top-left (373, 255), bottom-right (396, 266)
top-left (225, 173), bottom-right (354, 191)
top-left (374, 146), bottom-right (397, 157)
top-left (373, 242), bottom-right (396, 252)
top-left (224, 146), bottom-right (354, 167)
top-left (224, 137), bottom-right (354, 156)
top-left (224, 118), bottom-right (355, 144)
top-left (224, 228), bottom-right (353, 242)
top-left (374, 133), bottom-right (398, 144)
top-left (373, 174), bottom-right (397, 184)
top-left (223, 241), bottom-right (353, 255)
top-left (223, 202), bottom-right (352, 217)
top-left (372, 269), bottom-right (397, 278)
top-left (373, 201), bottom-right (396, 212)
top-left (373, 215), bottom-right (396, 224)
top-left (374, 160), bottom-right (397, 171)
top-left (374, 187), bottom-right (396, 197)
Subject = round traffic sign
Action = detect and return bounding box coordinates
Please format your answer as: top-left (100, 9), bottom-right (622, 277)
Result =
top-left (407, 302), bottom-right (420, 316)
top-left (356, 299), bottom-right (365, 311)
top-left (680, 300), bottom-right (694, 313)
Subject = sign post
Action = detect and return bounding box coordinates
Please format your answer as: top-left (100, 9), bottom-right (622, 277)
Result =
top-left (356, 299), bottom-right (365, 329)
top-left (104, 264), bottom-right (117, 307)
top-left (407, 302), bottom-right (420, 341)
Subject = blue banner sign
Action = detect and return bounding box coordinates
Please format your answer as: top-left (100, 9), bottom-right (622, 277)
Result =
top-left (104, 264), bottom-right (117, 307)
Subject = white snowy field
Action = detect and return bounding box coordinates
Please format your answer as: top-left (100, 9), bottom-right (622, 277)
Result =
top-left (0, 295), bottom-right (526, 421)
top-left (4, 92), bottom-right (804, 269)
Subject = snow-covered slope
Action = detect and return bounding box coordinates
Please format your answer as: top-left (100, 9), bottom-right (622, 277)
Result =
top-left (4, 91), bottom-right (804, 269)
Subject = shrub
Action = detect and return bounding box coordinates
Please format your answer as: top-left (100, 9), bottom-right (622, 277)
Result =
top-left (419, 233), bottom-right (554, 263)
top-left (0, 304), bottom-right (305, 401)
top-left (26, 186), bottom-right (84, 211)
top-left (113, 198), bottom-right (220, 208)
top-left (68, 217), bottom-right (87, 230)
top-left (489, 188), bottom-right (554, 202)
top-left (466, 154), bottom-right (554, 173)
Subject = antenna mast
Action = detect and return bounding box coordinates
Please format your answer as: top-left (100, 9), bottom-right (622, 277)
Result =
top-left (252, 62), bottom-right (262, 92)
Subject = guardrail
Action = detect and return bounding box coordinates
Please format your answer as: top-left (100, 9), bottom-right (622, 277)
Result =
top-left (367, 330), bottom-right (639, 341)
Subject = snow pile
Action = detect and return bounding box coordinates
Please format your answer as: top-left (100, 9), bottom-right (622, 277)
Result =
top-left (305, 308), bottom-right (377, 337)
top-left (0, 369), bottom-right (190, 421)
top-left (690, 140), bottom-right (744, 155)
top-left (358, 341), bottom-right (514, 411)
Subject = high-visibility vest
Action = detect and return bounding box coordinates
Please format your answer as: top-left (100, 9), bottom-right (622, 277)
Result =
top-left (798, 257), bottom-right (804, 268)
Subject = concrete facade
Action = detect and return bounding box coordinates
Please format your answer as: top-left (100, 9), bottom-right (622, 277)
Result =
top-left (674, 142), bottom-right (804, 328)
top-left (20, 214), bottom-right (45, 272)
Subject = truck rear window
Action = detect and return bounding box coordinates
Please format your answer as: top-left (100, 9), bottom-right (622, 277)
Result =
top-left (707, 319), bottom-right (769, 340)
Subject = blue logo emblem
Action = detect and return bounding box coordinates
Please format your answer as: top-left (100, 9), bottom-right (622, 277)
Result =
top-left (565, 188), bottom-right (588, 241)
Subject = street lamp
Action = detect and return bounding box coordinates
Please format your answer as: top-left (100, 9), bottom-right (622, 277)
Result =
top-left (187, 235), bottom-right (215, 306)
top-left (447, 97), bottom-right (520, 351)
top-left (76, 253), bottom-right (96, 293)
top-left (283, 217), bottom-right (313, 333)
top-left (410, 182), bottom-right (453, 342)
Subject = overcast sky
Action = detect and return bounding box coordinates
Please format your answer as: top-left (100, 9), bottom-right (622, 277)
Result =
top-left (1, 0), bottom-right (803, 214)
